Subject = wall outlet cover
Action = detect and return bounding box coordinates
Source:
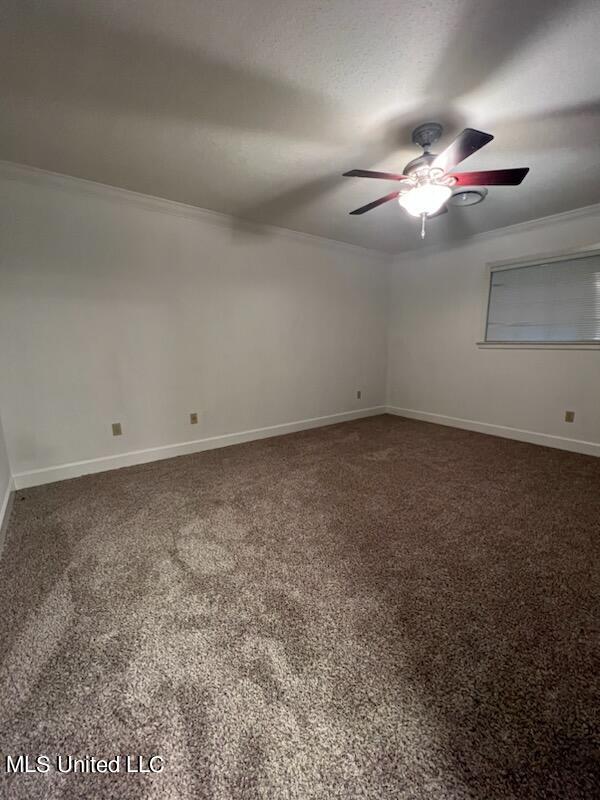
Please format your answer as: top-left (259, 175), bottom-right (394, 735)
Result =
top-left (564, 410), bottom-right (575, 423)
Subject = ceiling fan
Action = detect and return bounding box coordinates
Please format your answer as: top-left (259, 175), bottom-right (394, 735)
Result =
top-left (343, 123), bottom-right (529, 238)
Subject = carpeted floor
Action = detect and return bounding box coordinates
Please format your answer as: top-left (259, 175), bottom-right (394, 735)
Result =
top-left (0, 414), bottom-right (598, 799)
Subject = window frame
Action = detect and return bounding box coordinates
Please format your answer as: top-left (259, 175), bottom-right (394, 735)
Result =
top-left (477, 245), bottom-right (600, 350)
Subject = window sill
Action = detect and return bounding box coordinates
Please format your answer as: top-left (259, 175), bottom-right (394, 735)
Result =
top-left (477, 341), bottom-right (600, 351)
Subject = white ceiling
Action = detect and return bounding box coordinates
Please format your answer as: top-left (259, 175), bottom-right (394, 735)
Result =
top-left (2, 0), bottom-right (600, 253)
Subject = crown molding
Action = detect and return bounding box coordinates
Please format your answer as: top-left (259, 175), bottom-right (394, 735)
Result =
top-left (393, 201), bottom-right (600, 260)
top-left (0, 159), bottom-right (391, 263)
top-left (4, 158), bottom-right (599, 265)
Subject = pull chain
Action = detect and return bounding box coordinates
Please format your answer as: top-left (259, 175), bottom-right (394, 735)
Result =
top-left (421, 213), bottom-right (426, 240)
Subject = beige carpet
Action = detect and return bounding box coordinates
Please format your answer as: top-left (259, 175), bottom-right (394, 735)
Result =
top-left (0, 414), bottom-right (598, 799)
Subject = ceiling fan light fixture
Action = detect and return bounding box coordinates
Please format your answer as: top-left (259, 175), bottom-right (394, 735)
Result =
top-left (344, 124), bottom-right (529, 223)
top-left (398, 183), bottom-right (452, 217)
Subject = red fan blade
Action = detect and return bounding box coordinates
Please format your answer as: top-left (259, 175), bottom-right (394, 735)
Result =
top-left (343, 169), bottom-right (407, 182)
top-left (450, 168), bottom-right (529, 186)
top-left (432, 128), bottom-right (494, 173)
top-left (349, 192), bottom-right (400, 215)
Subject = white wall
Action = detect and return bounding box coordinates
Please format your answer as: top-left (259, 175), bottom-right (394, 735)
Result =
top-left (0, 165), bottom-right (389, 485)
top-left (2, 163), bottom-right (598, 493)
top-left (388, 206), bottom-right (600, 454)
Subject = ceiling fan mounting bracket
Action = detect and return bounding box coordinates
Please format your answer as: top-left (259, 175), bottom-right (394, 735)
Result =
top-left (411, 122), bottom-right (443, 152)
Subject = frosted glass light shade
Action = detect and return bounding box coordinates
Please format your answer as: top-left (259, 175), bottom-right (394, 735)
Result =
top-left (398, 184), bottom-right (452, 217)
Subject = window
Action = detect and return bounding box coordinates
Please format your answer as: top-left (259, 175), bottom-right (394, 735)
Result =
top-left (485, 251), bottom-right (600, 343)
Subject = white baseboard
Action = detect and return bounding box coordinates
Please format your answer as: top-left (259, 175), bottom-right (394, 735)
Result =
top-left (386, 406), bottom-right (600, 457)
top-left (13, 406), bottom-right (386, 489)
top-left (0, 477), bottom-right (15, 553)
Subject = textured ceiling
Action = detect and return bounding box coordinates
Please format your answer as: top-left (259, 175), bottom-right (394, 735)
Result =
top-left (2, 0), bottom-right (600, 253)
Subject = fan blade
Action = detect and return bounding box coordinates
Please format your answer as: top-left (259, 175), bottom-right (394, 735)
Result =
top-left (450, 167), bottom-right (529, 186)
top-left (427, 205), bottom-right (448, 219)
top-left (432, 128), bottom-right (494, 173)
top-left (343, 169), bottom-right (407, 182)
top-left (349, 192), bottom-right (400, 215)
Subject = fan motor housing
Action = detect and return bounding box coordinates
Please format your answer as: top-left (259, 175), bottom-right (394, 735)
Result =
top-left (411, 122), bottom-right (443, 151)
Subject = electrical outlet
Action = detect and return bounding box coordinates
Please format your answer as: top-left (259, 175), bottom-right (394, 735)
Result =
top-left (112, 422), bottom-right (122, 436)
top-left (564, 410), bottom-right (575, 423)
top-left (356, 390), bottom-right (361, 400)
top-left (190, 412), bottom-right (198, 425)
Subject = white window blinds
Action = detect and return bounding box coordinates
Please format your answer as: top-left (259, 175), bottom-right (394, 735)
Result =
top-left (485, 253), bottom-right (600, 342)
